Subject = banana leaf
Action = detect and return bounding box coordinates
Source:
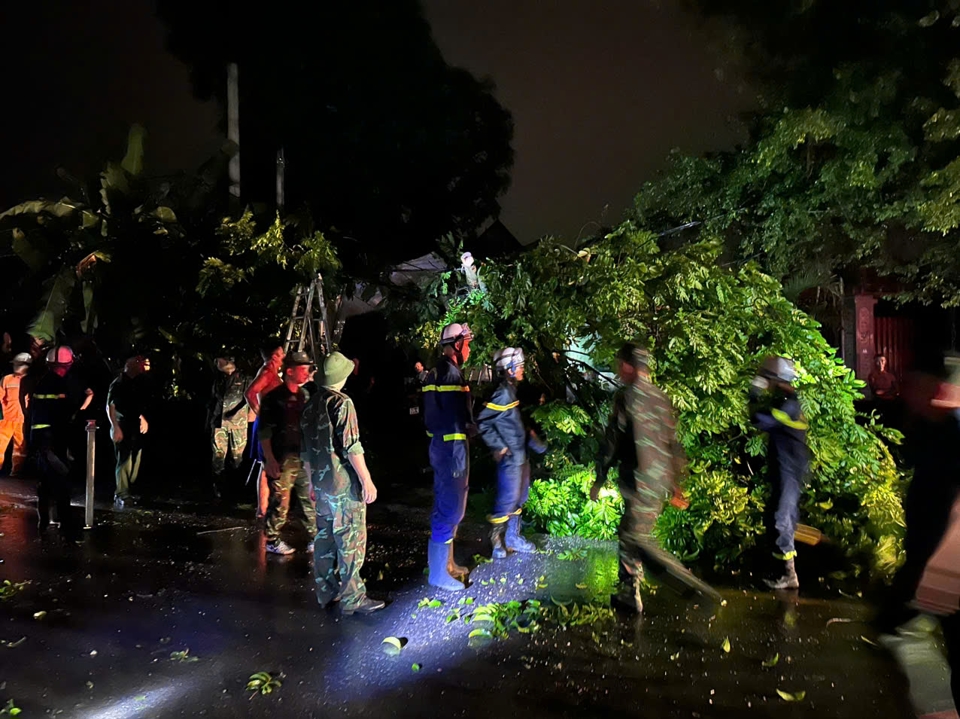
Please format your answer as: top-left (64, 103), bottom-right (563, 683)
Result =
top-left (121, 125), bottom-right (146, 176)
top-left (28, 267), bottom-right (76, 342)
top-left (0, 199), bottom-right (79, 222)
top-left (81, 280), bottom-right (96, 334)
top-left (10, 229), bottom-right (47, 271)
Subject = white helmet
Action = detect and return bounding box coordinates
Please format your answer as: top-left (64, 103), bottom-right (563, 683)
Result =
top-left (761, 356), bottom-right (797, 383)
top-left (493, 347), bottom-right (524, 373)
top-left (440, 323), bottom-right (473, 345)
top-left (12, 353), bottom-right (31, 366)
top-left (46, 346), bottom-right (75, 366)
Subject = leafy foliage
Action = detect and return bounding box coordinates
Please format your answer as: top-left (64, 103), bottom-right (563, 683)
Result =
top-left (639, 1), bottom-right (960, 307)
top-left (405, 225), bottom-right (905, 578)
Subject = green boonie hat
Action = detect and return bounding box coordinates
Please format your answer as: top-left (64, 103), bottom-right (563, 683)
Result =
top-left (322, 352), bottom-right (354, 388)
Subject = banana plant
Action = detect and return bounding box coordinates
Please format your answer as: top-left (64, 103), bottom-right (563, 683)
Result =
top-left (0, 125), bottom-right (232, 353)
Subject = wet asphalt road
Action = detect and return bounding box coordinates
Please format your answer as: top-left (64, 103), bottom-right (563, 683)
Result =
top-left (0, 478), bottom-right (948, 718)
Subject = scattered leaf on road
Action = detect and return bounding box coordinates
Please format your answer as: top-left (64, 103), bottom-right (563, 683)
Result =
top-left (721, 637), bottom-right (731, 653)
top-left (411, 663), bottom-right (422, 672)
top-left (32, 611), bottom-right (46, 621)
top-left (381, 637), bottom-right (405, 656)
top-left (762, 653), bottom-right (779, 668)
top-left (776, 689), bottom-right (806, 702)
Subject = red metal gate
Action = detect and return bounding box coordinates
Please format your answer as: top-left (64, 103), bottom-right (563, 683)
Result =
top-left (875, 316), bottom-right (914, 379)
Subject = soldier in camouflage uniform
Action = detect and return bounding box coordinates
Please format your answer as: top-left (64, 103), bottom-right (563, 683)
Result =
top-left (301, 352), bottom-right (384, 616)
top-left (208, 357), bottom-right (249, 496)
top-left (592, 343), bottom-right (719, 612)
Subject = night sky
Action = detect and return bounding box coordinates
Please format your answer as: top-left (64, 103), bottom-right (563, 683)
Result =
top-left (1, 0), bottom-right (752, 244)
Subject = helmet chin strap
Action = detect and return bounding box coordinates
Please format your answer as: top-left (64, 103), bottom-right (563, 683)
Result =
top-left (453, 340), bottom-right (466, 366)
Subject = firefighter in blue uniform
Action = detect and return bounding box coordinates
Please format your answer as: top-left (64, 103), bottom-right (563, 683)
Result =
top-left (422, 323), bottom-right (474, 591)
top-left (750, 356), bottom-right (809, 590)
top-left (477, 347), bottom-right (546, 559)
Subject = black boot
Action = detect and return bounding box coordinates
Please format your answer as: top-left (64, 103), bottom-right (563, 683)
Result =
top-left (764, 558), bottom-right (799, 590)
top-left (490, 523), bottom-right (507, 560)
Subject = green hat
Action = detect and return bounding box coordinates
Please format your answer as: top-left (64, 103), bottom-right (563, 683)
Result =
top-left (322, 352), bottom-right (354, 389)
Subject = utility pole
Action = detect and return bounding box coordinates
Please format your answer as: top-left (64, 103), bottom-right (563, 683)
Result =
top-left (227, 62), bottom-right (240, 201)
top-left (276, 146), bottom-right (285, 210)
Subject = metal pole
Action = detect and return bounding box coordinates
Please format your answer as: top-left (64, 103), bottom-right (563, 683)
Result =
top-left (227, 62), bottom-right (240, 201)
top-left (84, 420), bottom-right (96, 529)
top-left (276, 146), bottom-right (285, 210)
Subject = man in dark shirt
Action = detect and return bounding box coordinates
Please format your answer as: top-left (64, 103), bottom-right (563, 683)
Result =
top-left (208, 356), bottom-right (249, 498)
top-left (30, 345), bottom-right (93, 538)
top-left (107, 356), bottom-right (152, 509)
top-left (259, 351), bottom-right (317, 555)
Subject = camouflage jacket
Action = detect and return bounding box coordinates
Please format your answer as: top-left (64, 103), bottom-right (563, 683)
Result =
top-left (598, 376), bottom-right (686, 493)
top-left (301, 388), bottom-right (365, 501)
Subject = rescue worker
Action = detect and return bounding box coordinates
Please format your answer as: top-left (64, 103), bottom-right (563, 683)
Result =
top-left (477, 347), bottom-right (546, 559)
top-left (107, 355), bottom-right (152, 509)
top-left (749, 356), bottom-right (809, 590)
top-left (0, 353), bottom-right (32, 476)
top-left (246, 341), bottom-right (285, 518)
top-left (208, 356), bottom-right (249, 497)
top-left (302, 352), bottom-right (385, 615)
top-left (591, 343), bottom-right (719, 612)
top-left (422, 323), bottom-right (474, 591)
top-left (30, 346), bottom-right (93, 537)
top-left (259, 351), bottom-right (317, 555)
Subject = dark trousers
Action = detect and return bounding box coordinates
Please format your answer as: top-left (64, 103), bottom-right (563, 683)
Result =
top-left (114, 433), bottom-right (142, 500)
top-left (429, 438), bottom-right (469, 543)
top-left (37, 445), bottom-right (75, 538)
top-left (764, 471), bottom-right (801, 561)
top-left (490, 460), bottom-right (531, 521)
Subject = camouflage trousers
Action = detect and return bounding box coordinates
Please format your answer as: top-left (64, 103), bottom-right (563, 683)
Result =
top-left (212, 421), bottom-right (247, 475)
top-left (265, 456), bottom-right (317, 542)
top-left (313, 493), bottom-right (368, 611)
top-left (617, 467), bottom-right (674, 584)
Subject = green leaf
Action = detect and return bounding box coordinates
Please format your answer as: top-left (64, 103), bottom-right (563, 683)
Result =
top-left (721, 637), bottom-right (731, 653)
top-left (762, 653), bottom-right (779, 667)
top-left (776, 689), bottom-right (806, 702)
top-left (411, 663), bottom-right (422, 672)
top-left (381, 637), bottom-right (405, 655)
top-left (152, 206), bottom-right (178, 223)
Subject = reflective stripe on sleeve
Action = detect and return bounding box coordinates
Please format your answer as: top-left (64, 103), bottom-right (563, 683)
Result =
top-left (484, 401), bottom-right (519, 412)
top-left (422, 385), bottom-right (470, 393)
top-left (771, 408), bottom-right (808, 431)
top-left (443, 433), bottom-right (467, 441)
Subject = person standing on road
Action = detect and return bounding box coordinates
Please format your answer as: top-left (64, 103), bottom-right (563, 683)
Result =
top-left (107, 356), bottom-right (152, 509)
top-left (258, 351), bottom-right (317, 556)
top-left (749, 356), bottom-right (809, 591)
top-left (246, 341), bottom-right (285, 518)
top-left (302, 352), bottom-right (384, 616)
top-left (592, 343), bottom-right (718, 613)
top-left (477, 347), bottom-right (546, 559)
top-left (208, 356), bottom-right (249, 499)
top-left (422, 323), bottom-right (474, 591)
top-left (874, 357), bottom-right (960, 708)
top-left (30, 346), bottom-right (93, 538)
top-left (0, 353), bottom-right (32, 476)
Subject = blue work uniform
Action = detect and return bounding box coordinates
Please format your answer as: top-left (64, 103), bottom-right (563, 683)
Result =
top-left (753, 392), bottom-right (809, 561)
top-left (422, 355), bottom-right (473, 543)
top-left (476, 380), bottom-right (530, 523)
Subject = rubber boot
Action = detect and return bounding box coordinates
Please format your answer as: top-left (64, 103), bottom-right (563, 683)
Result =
top-left (505, 514), bottom-right (536, 553)
top-left (428, 541), bottom-right (465, 591)
top-left (764, 558), bottom-right (799, 590)
top-left (490, 523), bottom-right (507, 560)
top-left (448, 543), bottom-right (469, 580)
